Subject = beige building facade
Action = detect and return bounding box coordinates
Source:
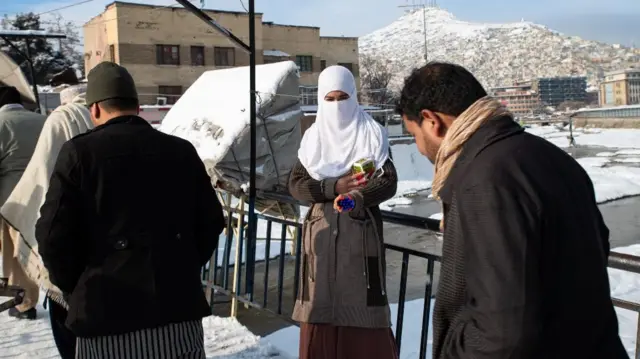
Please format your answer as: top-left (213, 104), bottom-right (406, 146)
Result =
top-left (599, 68), bottom-right (640, 107)
top-left (84, 1), bottom-right (359, 105)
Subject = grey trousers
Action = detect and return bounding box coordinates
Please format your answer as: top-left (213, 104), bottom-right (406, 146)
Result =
top-left (75, 320), bottom-right (205, 359)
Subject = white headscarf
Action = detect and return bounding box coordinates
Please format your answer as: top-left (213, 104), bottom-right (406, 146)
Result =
top-left (298, 66), bottom-right (389, 181)
top-left (60, 84), bottom-right (87, 105)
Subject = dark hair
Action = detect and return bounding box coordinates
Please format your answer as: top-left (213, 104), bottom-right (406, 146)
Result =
top-left (395, 62), bottom-right (487, 122)
top-left (0, 86), bottom-right (22, 107)
top-left (99, 97), bottom-right (139, 112)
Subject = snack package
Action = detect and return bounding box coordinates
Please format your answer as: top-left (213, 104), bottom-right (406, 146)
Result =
top-left (351, 158), bottom-right (376, 180)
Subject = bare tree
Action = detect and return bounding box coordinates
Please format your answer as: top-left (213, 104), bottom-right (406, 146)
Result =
top-left (359, 54), bottom-right (397, 107)
top-left (47, 13), bottom-right (84, 77)
top-left (1, 14), bottom-right (10, 30)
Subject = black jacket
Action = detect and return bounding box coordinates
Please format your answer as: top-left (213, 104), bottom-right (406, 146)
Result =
top-left (432, 116), bottom-right (628, 359)
top-left (36, 116), bottom-right (225, 338)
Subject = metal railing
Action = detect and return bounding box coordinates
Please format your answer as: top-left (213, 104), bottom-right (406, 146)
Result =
top-left (201, 191), bottom-right (640, 358)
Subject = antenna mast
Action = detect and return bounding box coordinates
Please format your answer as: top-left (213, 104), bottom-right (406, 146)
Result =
top-left (398, 0), bottom-right (430, 61)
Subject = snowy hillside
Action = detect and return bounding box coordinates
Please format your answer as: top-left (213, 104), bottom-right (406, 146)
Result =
top-left (359, 8), bottom-right (640, 90)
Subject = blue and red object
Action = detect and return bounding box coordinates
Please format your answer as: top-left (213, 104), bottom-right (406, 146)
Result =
top-left (337, 195), bottom-right (355, 212)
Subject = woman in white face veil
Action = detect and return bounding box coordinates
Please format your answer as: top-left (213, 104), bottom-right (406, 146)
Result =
top-left (289, 66), bottom-right (399, 359)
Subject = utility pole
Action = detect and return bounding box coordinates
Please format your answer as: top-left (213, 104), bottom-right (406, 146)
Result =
top-left (398, 0), bottom-right (431, 61)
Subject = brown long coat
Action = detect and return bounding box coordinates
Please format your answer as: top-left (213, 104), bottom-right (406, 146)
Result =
top-left (288, 159), bottom-right (398, 328)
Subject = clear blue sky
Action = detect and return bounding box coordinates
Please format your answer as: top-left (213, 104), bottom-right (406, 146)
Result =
top-left (3, 0), bottom-right (640, 45)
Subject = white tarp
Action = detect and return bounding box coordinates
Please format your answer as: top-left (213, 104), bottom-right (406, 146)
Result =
top-left (159, 61), bottom-right (303, 194)
top-left (0, 51), bottom-right (36, 104)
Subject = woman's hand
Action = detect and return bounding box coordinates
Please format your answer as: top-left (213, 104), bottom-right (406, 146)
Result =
top-left (334, 173), bottom-right (367, 195)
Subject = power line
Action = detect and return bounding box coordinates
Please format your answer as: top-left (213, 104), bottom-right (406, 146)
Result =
top-left (238, 0), bottom-right (248, 12)
top-left (4, 0), bottom-right (99, 26)
top-left (34, 0), bottom-right (99, 18)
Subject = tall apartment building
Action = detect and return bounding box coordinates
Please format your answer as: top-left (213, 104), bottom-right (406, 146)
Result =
top-left (83, 1), bottom-right (359, 104)
top-left (532, 76), bottom-right (587, 107)
top-left (599, 68), bottom-right (640, 107)
top-left (490, 82), bottom-right (540, 116)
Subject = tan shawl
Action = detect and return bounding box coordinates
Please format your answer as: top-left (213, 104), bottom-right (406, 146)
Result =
top-left (0, 92), bottom-right (93, 308)
top-left (431, 96), bottom-right (511, 230)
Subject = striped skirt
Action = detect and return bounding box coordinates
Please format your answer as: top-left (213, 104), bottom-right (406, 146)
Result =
top-left (75, 320), bottom-right (205, 359)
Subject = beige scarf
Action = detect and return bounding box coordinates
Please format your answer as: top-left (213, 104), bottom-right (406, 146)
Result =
top-left (431, 96), bottom-right (511, 231)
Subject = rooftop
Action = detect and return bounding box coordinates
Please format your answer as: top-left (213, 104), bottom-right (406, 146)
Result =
top-left (262, 21), bottom-right (319, 30)
top-left (604, 68), bottom-right (640, 76)
top-left (104, 1), bottom-right (264, 16)
top-left (575, 104), bottom-right (640, 113)
top-left (0, 30), bottom-right (66, 39)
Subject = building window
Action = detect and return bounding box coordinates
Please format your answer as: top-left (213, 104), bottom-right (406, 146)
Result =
top-left (214, 47), bottom-right (235, 67)
top-left (296, 55), bottom-right (313, 72)
top-left (320, 60), bottom-right (327, 70)
top-left (109, 44), bottom-right (115, 62)
top-left (191, 46), bottom-right (205, 66)
top-left (338, 62), bottom-right (353, 72)
top-left (156, 45), bottom-right (180, 65)
top-left (300, 86), bottom-right (318, 105)
top-left (158, 85), bottom-right (183, 104)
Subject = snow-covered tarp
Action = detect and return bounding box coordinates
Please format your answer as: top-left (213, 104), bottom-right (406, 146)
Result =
top-left (159, 61), bottom-right (303, 194)
top-left (0, 51), bottom-right (36, 104)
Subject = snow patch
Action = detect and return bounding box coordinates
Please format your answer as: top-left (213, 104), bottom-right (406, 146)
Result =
top-left (360, 7), bottom-right (640, 90)
top-left (0, 287), bottom-right (289, 359)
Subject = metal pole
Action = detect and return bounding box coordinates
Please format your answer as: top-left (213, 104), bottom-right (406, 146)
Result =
top-left (422, 4), bottom-right (428, 61)
top-left (245, 0), bottom-right (257, 301)
top-left (23, 39), bottom-right (41, 112)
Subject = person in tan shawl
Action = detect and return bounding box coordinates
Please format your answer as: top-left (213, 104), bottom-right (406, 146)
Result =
top-left (0, 84), bottom-right (92, 358)
top-left (395, 62), bottom-right (626, 359)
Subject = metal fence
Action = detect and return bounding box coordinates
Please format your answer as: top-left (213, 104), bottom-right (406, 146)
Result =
top-left (201, 191), bottom-right (640, 358)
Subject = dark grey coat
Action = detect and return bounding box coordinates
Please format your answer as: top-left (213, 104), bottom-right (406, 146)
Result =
top-left (0, 106), bottom-right (45, 206)
top-left (433, 115), bottom-right (628, 359)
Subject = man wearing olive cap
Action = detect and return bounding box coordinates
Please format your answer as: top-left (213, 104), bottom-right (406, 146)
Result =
top-left (36, 62), bottom-right (225, 359)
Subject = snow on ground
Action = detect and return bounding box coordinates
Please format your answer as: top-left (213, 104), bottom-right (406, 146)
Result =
top-left (381, 143), bottom-right (434, 210)
top-left (0, 260), bottom-right (289, 359)
top-left (0, 311), bottom-right (287, 359)
top-left (527, 126), bottom-right (640, 150)
top-left (527, 126), bottom-right (640, 203)
top-left (266, 244), bottom-right (640, 358)
top-left (559, 159), bottom-right (632, 202)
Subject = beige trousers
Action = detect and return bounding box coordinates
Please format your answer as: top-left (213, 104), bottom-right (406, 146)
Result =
top-left (0, 217), bottom-right (39, 311)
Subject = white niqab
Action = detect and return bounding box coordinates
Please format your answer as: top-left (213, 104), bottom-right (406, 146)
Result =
top-left (298, 66), bottom-right (389, 180)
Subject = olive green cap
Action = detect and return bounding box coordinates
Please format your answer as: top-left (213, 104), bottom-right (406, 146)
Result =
top-left (85, 61), bottom-right (138, 106)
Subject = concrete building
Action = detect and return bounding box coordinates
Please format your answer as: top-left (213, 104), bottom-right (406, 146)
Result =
top-left (490, 82), bottom-right (540, 116)
top-left (83, 1), bottom-right (359, 104)
top-left (599, 68), bottom-right (640, 107)
top-left (532, 76), bottom-right (587, 107)
top-left (572, 104), bottom-right (640, 128)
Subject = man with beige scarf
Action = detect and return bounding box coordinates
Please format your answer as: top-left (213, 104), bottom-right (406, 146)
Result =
top-left (396, 62), bottom-right (627, 359)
